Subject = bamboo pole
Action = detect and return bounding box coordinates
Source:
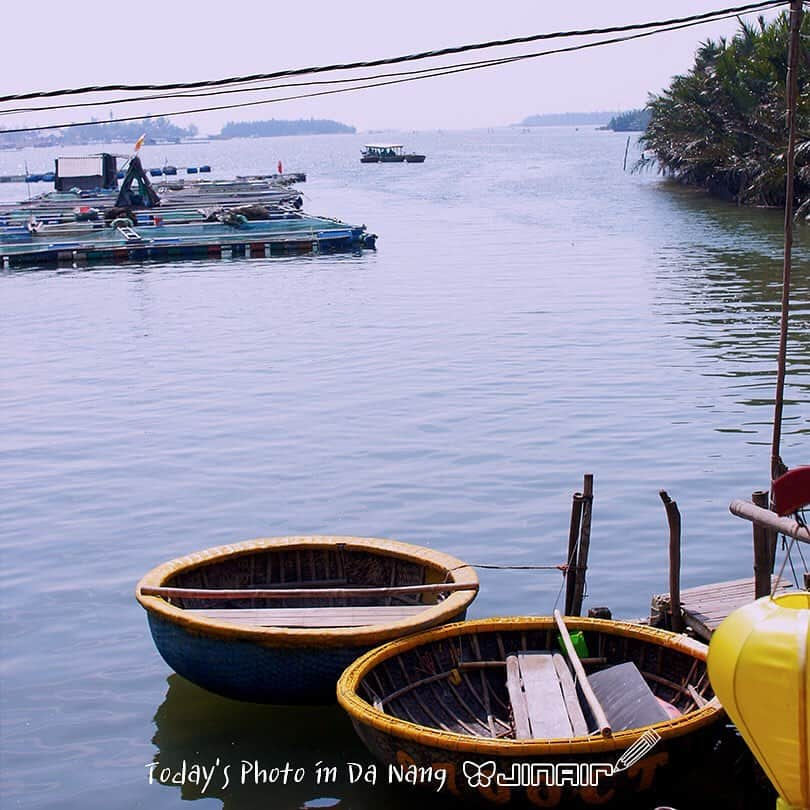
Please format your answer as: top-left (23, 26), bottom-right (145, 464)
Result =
top-left (140, 581), bottom-right (479, 601)
top-left (570, 474), bottom-right (594, 616)
top-left (659, 490), bottom-right (683, 633)
top-left (553, 609), bottom-right (612, 737)
top-left (771, 0), bottom-right (804, 482)
top-left (729, 499), bottom-right (810, 544)
top-left (564, 491), bottom-right (585, 615)
top-left (752, 490), bottom-right (777, 598)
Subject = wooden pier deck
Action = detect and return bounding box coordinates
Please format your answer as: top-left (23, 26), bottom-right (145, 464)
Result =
top-left (652, 575), bottom-right (792, 642)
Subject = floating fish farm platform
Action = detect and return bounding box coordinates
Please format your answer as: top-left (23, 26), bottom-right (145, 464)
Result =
top-left (0, 165), bottom-right (374, 268)
top-left (0, 216), bottom-right (376, 268)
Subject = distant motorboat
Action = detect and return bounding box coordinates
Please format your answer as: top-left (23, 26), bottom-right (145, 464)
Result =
top-left (361, 144), bottom-right (425, 164)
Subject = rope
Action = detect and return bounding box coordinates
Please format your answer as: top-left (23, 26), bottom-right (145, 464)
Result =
top-left (448, 562), bottom-right (567, 573)
top-left (786, 539), bottom-right (801, 587)
top-left (792, 507), bottom-right (809, 585)
top-left (772, 512), bottom-right (809, 596)
top-left (470, 563), bottom-right (567, 571)
top-left (553, 536), bottom-right (583, 613)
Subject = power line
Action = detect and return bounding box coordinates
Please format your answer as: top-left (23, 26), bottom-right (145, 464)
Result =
top-left (3, 0), bottom-right (788, 119)
top-left (0, 2), bottom-right (789, 135)
top-left (0, 61), bottom-right (508, 118)
top-left (0, 0), bottom-right (786, 106)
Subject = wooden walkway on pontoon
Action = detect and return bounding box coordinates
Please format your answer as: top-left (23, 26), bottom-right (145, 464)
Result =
top-left (655, 575), bottom-right (792, 642)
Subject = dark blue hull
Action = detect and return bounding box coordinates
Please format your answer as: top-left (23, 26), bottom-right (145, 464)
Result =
top-left (148, 608), bottom-right (467, 704)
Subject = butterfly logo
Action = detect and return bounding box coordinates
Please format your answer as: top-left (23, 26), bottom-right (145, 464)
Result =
top-left (462, 760), bottom-right (498, 788)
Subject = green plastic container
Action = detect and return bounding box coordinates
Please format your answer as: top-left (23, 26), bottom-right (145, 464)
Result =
top-left (557, 630), bottom-right (589, 658)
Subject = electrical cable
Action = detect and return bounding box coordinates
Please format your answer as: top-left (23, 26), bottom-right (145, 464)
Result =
top-left (0, 0), bottom-right (786, 105)
top-left (1, 0), bottom-right (788, 118)
top-left (0, 5), bottom-right (789, 135)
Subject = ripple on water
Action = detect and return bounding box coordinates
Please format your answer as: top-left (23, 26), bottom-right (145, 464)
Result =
top-left (0, 129), bottom-right (807, 810)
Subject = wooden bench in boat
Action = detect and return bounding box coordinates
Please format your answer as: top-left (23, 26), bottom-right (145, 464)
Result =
top-left (506, 652), bottom-right (668, 739)
top-left (506, 651), bottom-right (588, 739)
top-left (186, 605), bottom-right (428, 628)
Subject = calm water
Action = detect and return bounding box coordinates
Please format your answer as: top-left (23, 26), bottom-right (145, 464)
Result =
top-left (1, 129), bottom-right (808, 810)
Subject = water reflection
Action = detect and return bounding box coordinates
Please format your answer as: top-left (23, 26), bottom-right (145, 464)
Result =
top-left (150, 675), bottom-right (465, 810)
top-left (150, 676), bottom-right (774, 810)
top-left (647, 182), bottom-right (809, 444)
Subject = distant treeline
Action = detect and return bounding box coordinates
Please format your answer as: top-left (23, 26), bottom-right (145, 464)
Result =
top-left (640, 12), bottom-right (809, 209)
top-left (0, 117), bottom-right (197, 149)
top-left (604, 109), bottom-right (650, 132)
top-left (516, 111), bottom-right (620, 127)
top-left (219, 119), bottom-right (356, 138)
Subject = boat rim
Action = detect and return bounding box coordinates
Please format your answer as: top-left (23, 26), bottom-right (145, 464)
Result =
top-left (337, 615), bottom-right (724, 755)
top-left (135, 535), bottom-right (479, 648)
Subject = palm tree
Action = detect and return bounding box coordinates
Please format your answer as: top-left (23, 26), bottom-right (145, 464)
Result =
top-left (639, 13), bottom-right (809, 211)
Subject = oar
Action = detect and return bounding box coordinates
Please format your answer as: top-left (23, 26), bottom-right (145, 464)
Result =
top-left (553, 609), bottom-right (612, 737)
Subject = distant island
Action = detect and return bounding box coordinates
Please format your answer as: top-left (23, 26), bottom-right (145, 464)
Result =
top-left (0, 117), bottom-right (197, 149)
top-left (0, 116), bottom-right (356, 150)
top-left (514, 111), bottom-right (621, 127)
top-left (604, 109), bottom-right (651, 132)
top-left (218, 119), bottom-right (356, 138)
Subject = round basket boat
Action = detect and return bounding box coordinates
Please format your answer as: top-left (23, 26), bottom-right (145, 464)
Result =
top-left (337, 616), bottom-right (724, 807)
top-left (136, 536), bottom-right (478, 704)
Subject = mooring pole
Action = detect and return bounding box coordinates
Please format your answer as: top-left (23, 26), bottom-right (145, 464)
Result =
top-left (564, 489), bottom-right (585, 615)
top-left (771, 0), bottom-right (804, 483)
top-left (752, 490), bottom-right (776, 599)
top-left (659, 490), bottom-right (683, 633)
top-left (570, 474), bottom-right (594, 617)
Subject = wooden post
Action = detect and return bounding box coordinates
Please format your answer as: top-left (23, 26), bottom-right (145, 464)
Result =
top-left (570, 474), bottom-right (594, 617)
top-left (752, 490), bottom-right (776, 599)
top-left (771, 0), bottom-right (804, 482)
top-left (564, 491), bottom-right (585, 615)
top-left (659, 490), bottom-right (683, 633)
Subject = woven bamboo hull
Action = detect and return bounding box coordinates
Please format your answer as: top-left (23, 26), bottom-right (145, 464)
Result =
top-left (147, 608), bottom-right (469, 704)
top-left (350, 719), bottom-right (719, 807)
top-left (337, 617), bottom-right (725, 806)
top-left (137, 536), bottom-right (478, 704)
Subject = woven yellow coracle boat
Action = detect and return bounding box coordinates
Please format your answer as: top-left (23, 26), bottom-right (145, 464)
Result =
top-left (136, 535), bottom-right (478, 704)
top-left (338, 616), bottom-right (724, 806)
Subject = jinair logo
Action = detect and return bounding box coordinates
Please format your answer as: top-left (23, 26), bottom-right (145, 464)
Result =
top-left (462, 729), bottom-right (662, 789)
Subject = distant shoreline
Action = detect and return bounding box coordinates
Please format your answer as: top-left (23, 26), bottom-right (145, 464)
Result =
top-left (0, 118), bottom-right (356, 150)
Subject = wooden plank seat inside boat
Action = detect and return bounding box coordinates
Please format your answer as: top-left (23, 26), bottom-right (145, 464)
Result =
top-left (506, 651), bottom-right (588, 739)
top-left (186, 605), bottom-right (428, 628)
top-left (506, 651), bottom-right (667, 739)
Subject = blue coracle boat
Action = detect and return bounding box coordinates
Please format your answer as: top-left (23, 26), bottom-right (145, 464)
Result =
top-left (136, 536), bottom-right (478, 704)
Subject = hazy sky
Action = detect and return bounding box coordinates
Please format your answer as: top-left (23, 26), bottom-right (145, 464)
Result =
top-left (0, 0), bottom-right (785, 133)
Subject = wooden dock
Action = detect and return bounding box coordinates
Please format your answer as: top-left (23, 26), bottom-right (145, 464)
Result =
top-left (651, 575), bottom-right (792, 642)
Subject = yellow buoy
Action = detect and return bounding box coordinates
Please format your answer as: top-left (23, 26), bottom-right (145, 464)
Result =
top-left (708, 592), bottom-right (810, 810)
